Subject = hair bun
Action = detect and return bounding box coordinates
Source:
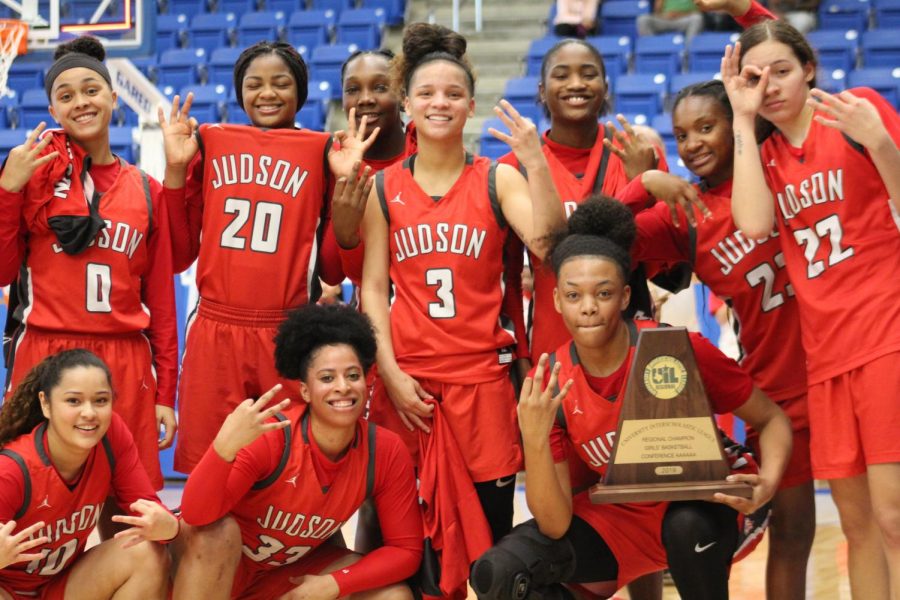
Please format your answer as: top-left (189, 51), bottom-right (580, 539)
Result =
top-left (54, 36), bottom-right (106, 62)
top-left (401, 22), bottom-right (467, 66)
top-left (567, 196), bottom-right (636, 252)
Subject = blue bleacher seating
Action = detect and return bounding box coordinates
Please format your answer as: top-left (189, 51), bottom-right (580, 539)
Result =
top-left (180, 84), bottom-right (227, 122)
top-left (687, 32), bottom-right (737, 73)
top-left (168, 0), bottom-right (206, 18)
top-left (238, 11), bottom-right (286, 47)
top-left (479, 117), bottom-right (511, 160)
top-left (129, 56), bottom-right (159, 83)
top-left (214, 0), bottom-right (254, 14)
top-left (158, 48), bottom-right (207, 89)
top-left (818, 0), bottom-right (870, 32)
top-left (0, 94), bottom-right (17, 129)
top-left (310, 44), bottom-right (358, 98)
top-left (208, 46), bottom-right (244, 86)
top-left (20, 88), bottom-right (50, 130)
top-left (503, 76), bottom-right (540, 112)
top-left (304, 79), bottom-right (333, 129)
top-left (287, 9), bottom-right (335, 52)
top-left (635, 34), bottom-right (685, 78)
top-left (360, 0), bottom-right (405, 25)
top-left (0, 130), bottom-right (24, 155)
top-left (873, 0), bottom-right (900, 27)
top-left (189, 12), bottom-right (236, 53)
top-left (847, 67), bottom-right (900, 106)
top-left (668, 71), bottom-right (719, 98)
top-left (807, 30), bottom-right (859, 72)
top-left (612, 73), bottom-right (667, 115)
top-left (818, 67), bottom-right (849, 92)
top-left (157, 13), bottom-right (189, 52)
top-left (310, 0), bottom-right (354, 16)
top-left (113, 104), bottom-right (140, 127)
top-left (109, 126), bottom-right (135, 163)
top-left (586, 35), bottom-right (632, 78)
top-left (226, 94), bottom-right (252, 124)
top-left (265, 0), bottom-right (303, 12)
top-left (7, 62), bottom-right (44, 97)
top-left (861, 29), bottom-right (900, 67)
top-left (600, 0), bottom-right (651, 38)
top-left (336, 8), bottom-right (386, 49)
top-left (525, 36), bottom-right (563, 77)
top-left (651, 112), bottom-right (677, 158)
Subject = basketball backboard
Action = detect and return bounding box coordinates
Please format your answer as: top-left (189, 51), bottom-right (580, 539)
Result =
top-left (0, 0), bottom-right (154, 56)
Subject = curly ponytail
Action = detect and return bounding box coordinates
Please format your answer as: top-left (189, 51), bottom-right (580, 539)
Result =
top-left (391, 22), bottom-right (475, 96)
top-left (0, 349), bottom-right (112, 447)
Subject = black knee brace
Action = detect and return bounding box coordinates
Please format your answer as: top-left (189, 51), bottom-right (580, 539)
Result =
top-left (470, 521), bottom-right (576, 600)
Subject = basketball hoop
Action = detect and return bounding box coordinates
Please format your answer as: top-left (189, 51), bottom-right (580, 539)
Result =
top-left (0, 19), bottom-right (28, 98)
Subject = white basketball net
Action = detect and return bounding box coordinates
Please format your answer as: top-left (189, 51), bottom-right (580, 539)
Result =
top-left (0, 23), bottom-right (26, 98)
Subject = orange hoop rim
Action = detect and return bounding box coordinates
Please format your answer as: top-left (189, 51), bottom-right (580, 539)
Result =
top-left (0, 19), bottom-right (28, 56)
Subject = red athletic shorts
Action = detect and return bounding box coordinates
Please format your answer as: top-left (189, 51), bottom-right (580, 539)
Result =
top-left (368, 374), bottom-right (522, 482)
top-left (0, 561), bottom-right (71, 598)
top-left (807, 351), bottom-right (900, 480)
top-left (174, 298), bottom-right (303, 474)
top-left (5, 327), bottom-right (162, 489)
top-left (745, 393), bottom-right (812, 489)
top-left (231, 542), bottom-right (348, 600)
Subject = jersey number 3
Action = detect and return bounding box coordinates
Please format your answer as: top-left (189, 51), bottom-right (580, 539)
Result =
top-left (221, 198), bottom-right (283, 254)
top-left (426, 268), bottom-right (456, 318)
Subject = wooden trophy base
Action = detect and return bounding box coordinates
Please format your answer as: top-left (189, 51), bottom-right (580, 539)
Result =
top-left (589, 480), bottom-right (753, 504)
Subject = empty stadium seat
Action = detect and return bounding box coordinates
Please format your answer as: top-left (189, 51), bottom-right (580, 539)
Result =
top-left (687, 32), bottom-right (737, 73)
top-left (336, 8), bottom-right (386, 49)
top-left (651, 112), bottom-right (677, 158)
top-left (817, 67), bottom-right (849, 92)
top-left (668, 71), bottom-right (719, 98)
top-left (525, 36), bottom-right (563, 77)
top-left (180, 84), bottom-right (228, 122)
top-left (189, 13), bottom-right (237, 53)
top-left (109, 126), bottom-right (136, 163)
top-left (310, 0), bottom-right (354, 17)
top-left (635, 34), bottom-right (685, 78)
top-left (214, 0), bottom-right (254, 14)
top-left (612, 73), bottom-right (667, 115)
top-left (601, 0), bottom-right (651, 38)
top-left (20, 88), bottom-right (50, 130)
top-left (861, 29), bottom-right (900, 66)
top-left (586, 35), bottom-right (632, 78)
top-left (502, 76), bottom-right (540, 118)
top-left (7, 62), bottom-right (44, 97)
top-left (808, 30), bottom-right (859, 72)
top-left (479, 117), bottom-right (511, 160)
top-left (360, 0), bottom-right (405, 25)
top-left (303, 79), bottom-right (333, 129)
top-left (847, 67), bottom-right (900, 106)
top-left (310, 44), bottom-right (357, 98)
top-left (158, 48), bottom-right (207, 89)
top-left (265, 0), bottom-right (304, 12)
top-left (168, 0), bottom-right (206, 19)
top-left (208, 47), bottom-right (244, 87)
top-left (157, 13), bottom-right (189, 52)
top-left (818, 0), bottom-right (870, 32)
top-left (0, 129), bottom-right (25, 155)
top-left (287, 9), bottom-right (335, 52)
top-left (873, 0), bottom-right (900, 27)
top-left (238, 11), bottom-right (286, 47)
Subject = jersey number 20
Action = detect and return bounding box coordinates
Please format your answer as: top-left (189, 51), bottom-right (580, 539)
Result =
top-left (221, 198), bottom-right (283, 254)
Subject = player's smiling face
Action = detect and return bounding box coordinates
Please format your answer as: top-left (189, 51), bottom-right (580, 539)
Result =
top-left (741, 39), bottom-right (815, 126)
top-left (342, 53), bottom-right (402, 139)
top-left (241, 53), bottom-right (299, 129)
top-left (48, 67), bottom-right (116, 145)
top-left (40, 366), bottom-right (113, 459)
top-left (301, 344), bottom-right (367, 427)
top-left (540, 42), bottom-right (607, 124)
top-left (554, 256), bottom-right (630, 350)
top-left (404, 60), bottom-right (474, 139)
top-left (673, 95), bottom-right (733, 188)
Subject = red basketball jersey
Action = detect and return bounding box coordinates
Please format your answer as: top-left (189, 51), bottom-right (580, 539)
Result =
top-left (0, 415), bottom-right (161, 594)
top-left (634, 181), bottom-right (808, 401)
top-left (376, 154), bottom-right (514, 383)
top-left (195, 124), bottom-right (332, 309)
top-left (231, 413), bottom-right (374, 571)
top-left (502, 131), bottom-right (663, 360)
top-left (759, 87), bottom-right (900, 383)
top-left (16, 161), bottom-right (154, 334)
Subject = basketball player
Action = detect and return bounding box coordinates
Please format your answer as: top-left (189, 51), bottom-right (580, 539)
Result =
top-left (0, 349), bottom-right (178, 599)
top-left (470, 198), bottom-right (791, 600)
top-left (633, 80), bottom-right (813, 599)
top-left (158, 41), bottom-right (376, 473)
top-left (358, 23), bottom-right (566, 594)
top-left (173, 304), bottom-right (421, 600)
top-left (0, 37), bottom-right (178, 493)
top-left (724, 21), bottom-right (900, 598)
